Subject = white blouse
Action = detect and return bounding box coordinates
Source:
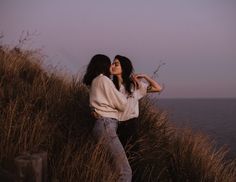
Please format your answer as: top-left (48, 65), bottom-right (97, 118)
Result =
top-left (118, 81), bottom-right (148, 121)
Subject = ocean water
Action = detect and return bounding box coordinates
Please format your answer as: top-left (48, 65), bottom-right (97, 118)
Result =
top-left (156, 98), bottom-right (236, 159)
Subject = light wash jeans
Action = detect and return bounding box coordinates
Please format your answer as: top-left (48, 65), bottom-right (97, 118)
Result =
top-left (93, 117), bottom-right (132, 182)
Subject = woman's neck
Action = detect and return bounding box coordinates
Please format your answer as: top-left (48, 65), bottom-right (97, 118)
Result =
top-left (117, 75), bottom-right (123, 86)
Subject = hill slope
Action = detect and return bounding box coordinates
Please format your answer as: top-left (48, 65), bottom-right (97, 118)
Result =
top-left (0, 45), bottom-right (235, 181)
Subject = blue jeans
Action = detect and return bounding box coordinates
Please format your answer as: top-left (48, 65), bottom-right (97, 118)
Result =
top-left (93, 117), bottom-right (132, 182)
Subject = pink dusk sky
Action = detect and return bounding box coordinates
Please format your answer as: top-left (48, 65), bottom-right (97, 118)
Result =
top-left (1, 0), bottom-right (236, 98)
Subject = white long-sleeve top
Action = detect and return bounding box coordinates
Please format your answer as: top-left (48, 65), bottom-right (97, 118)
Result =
top-left (89, 74), bottom-right (128, 120)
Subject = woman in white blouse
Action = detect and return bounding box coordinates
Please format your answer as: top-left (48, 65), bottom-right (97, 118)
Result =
top-left (110, 55), bottom-right (162, 147)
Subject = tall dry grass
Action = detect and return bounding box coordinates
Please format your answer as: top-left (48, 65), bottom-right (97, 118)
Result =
top-left (0, 44), bottom-right (236, 181)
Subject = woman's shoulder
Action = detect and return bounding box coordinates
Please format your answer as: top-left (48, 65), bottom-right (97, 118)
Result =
top-left (140, 80), bottom-right (148, 88)
top-left (132, 80), bottom-right (148, 98)
top-left (92, 74), bottom-right (112, 86)
top-left (132, 80), bottom-right (148, 91)
top-left (95, 74), bottom-right (111, 82)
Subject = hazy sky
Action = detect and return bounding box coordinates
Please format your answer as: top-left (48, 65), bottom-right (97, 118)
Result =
top-left (1, 0), bottom-right (236, 98)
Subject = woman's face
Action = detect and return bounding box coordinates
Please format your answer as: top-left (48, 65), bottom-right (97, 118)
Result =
top-left (110, 59), bottom-right (122, 76)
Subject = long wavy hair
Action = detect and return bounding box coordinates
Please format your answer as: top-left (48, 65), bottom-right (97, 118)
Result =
top-left (83, 54), bottom-right (111, 86)
top-left (113, 55), bottom-right (135, 95)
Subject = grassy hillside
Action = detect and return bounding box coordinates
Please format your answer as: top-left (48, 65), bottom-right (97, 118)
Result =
top-left (0, 45), bottom-right (235, 181)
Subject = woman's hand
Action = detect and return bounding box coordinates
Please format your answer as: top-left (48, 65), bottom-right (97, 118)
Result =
top-left (134, 73), bottom-right (147, 80)
top-left (91, 111), bottom-right (101, 119)
top-left (131, 74), bottom-right (141, 89)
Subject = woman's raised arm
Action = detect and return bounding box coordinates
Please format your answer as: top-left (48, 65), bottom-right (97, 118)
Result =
top-left (133, 73), bottom-right (163, 93)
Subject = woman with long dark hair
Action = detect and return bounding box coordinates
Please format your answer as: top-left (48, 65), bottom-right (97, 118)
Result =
top-left (110, 55), bottom-right (162, 146)
top-left (83, 54), bottom-right (132, 182)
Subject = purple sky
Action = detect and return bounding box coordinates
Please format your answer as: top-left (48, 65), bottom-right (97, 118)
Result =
top-left (1, 0), bottom-right (236, 98)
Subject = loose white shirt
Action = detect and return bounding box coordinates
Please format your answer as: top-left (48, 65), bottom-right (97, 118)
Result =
top-left (118, 81), bottom-right (148, 121)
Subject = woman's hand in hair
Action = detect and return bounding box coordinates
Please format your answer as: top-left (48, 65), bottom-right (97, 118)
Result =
top-left (130, 74), bottom-right (141, 89)
top-left (134, 73), bottom-right (147, 80)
